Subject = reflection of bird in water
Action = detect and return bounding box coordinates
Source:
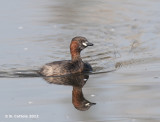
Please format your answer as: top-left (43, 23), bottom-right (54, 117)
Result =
top-left (43, 73), bottom-right (96, 111)
top-left (72, 85), bottom-right (96, 111)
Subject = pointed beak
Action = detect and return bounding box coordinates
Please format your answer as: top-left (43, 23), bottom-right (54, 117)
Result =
top-left (86, 42), bottom-right (94, 46)
top-left (90, 102), bottom-right (96, 106)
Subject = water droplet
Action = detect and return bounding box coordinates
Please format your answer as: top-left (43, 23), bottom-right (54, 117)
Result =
top-left (28, 101), bottom-right (33, 104)
top-left (24, 48), bottom-right (28, 51)
top-left (110, 28), bottom-right (115, 32)
top-left (91, 94), bottom-right (95, 97)
top-left (18, 26), bottom-right (23, 30)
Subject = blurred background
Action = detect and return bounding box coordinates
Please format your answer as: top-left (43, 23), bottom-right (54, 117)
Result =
top-left (0, 0), bottom-right (160, 122)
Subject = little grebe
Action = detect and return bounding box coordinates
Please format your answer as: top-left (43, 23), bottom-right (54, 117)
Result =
top-left (40, 36), bottom-right (93, 76)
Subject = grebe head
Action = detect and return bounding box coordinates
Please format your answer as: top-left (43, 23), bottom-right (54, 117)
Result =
top-left (70, 36), bottom-right (93, 51)
top-left (70, 36), bottom-right (93, 60)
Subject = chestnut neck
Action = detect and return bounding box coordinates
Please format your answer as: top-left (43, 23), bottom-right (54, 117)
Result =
top-left (72, 87), bottom-right (84, 107)
top-left (70, 41), bottom-right (82, 61)
top-left (71, 51), bottom-right (81, 61)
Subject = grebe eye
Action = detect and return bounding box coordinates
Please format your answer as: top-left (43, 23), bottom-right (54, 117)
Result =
top-left (82, 42), bottom-right (87, 46)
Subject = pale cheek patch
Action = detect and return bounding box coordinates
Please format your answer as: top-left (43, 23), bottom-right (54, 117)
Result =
top-left (85, 103), bottom-right (90, 106)
top-left (82, 42), bottom-right (87, 46)
top-left (84, 79), bottom-right (87, 81)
